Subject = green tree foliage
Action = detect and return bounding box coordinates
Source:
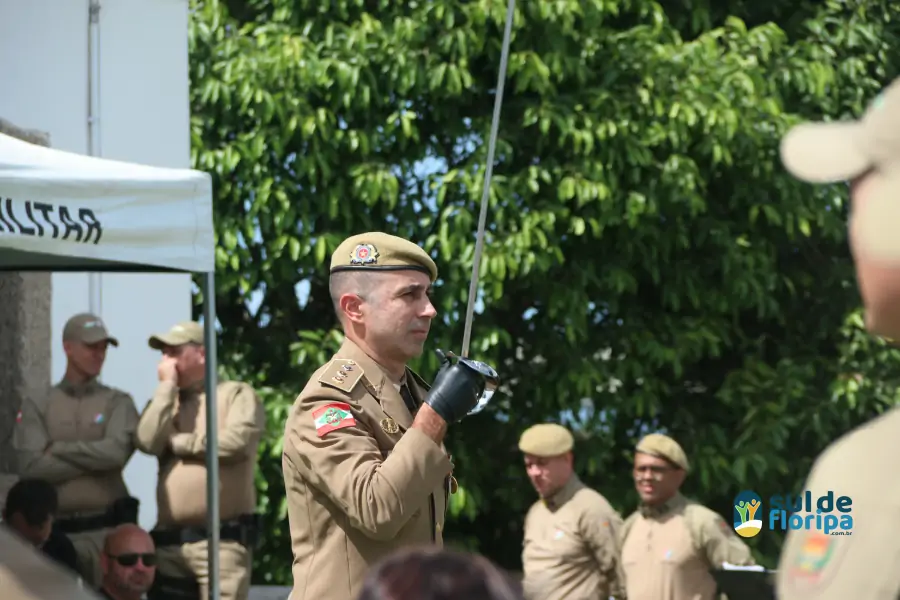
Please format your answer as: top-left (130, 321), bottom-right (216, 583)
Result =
top-left (189, 0), bottom-right (900, 582)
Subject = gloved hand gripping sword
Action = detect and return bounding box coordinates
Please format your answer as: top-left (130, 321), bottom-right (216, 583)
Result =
top-left (422, 0), bottom-right (515, 424)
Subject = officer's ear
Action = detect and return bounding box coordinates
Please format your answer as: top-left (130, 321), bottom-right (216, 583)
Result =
top-left (339, 293), bottom-right (366, 324)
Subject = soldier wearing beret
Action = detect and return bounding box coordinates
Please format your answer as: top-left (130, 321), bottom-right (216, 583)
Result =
top-left (282, 232), bottom-right (494, 600)
top-left (619, 434), bottom-right (754, 600)
top-left (773, 77), bottom-right (900, 600)
top-left (518, 423), bottom-right (626, 600)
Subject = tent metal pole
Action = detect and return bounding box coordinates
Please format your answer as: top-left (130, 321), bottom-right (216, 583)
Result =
top-left (202, 271), bottom-right (221, 600)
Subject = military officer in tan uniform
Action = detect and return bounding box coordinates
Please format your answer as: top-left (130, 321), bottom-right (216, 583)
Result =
top-left (518, 423), bottom-right (625, 600)
top-left (282, 231), bottom-right (495, 600)
top-left (774, 77), bottom-right (900, 600)
top-left (135, 320), bottom-right (265, 600)
top-left (14, 313), bottom-right (139, 589)
top-left (619, 434), bottom-right (754, 600)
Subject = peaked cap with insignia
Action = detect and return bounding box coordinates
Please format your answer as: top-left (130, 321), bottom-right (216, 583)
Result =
top-left (330, 232), bottom-right (438, 283)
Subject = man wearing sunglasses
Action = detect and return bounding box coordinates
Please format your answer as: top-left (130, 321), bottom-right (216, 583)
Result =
top-left (98, 523), bottom-right (156, 600)
top-left (775, 77), bottom-right (900, 600)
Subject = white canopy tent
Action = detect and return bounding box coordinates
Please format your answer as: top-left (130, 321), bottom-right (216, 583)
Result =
top-left (0, 131), bottom-right (226, 599)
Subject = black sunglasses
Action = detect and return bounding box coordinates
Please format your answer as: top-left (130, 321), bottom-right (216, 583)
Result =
top-left (109, 553), bottom-right (156, 567)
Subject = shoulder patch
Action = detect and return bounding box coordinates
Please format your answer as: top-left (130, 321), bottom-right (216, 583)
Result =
top-left (319, 359), bottom-right (364, 394)
top-left (312, 402), bottom-right (356, 437)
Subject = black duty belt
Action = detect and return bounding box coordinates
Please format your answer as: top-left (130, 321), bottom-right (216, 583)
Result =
top-left (56, 496), bottom-right (139, 535)
top-left (151, 514), bottom-right (259, 549)
top-left (147, 573), bottom-right (200, 600)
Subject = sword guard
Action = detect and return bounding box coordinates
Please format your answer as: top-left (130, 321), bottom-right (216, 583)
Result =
top-left (433, 348), bottom-right (500, 415)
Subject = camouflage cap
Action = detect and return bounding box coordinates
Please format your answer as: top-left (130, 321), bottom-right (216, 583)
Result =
top-left (636, 433), bottom-right (689, 471)
top-left (148, 321), bottom-right (204, 350)
top-left (518, 424), bottom-right (574, 457)
top-left (780, 77), bottom-right (900, 261)
top-left (63, 313), bottom-right (119, 347)
top-left (330, 232), bottom-right (438, 283)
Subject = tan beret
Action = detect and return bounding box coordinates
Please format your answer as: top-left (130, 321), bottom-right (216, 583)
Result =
top-left (330, 232), bottom-right (438, 283)
top-left (518, 424), bottom-right (574, 457)
top-left (636, 433), bottom-right (689, 471)
top-left (148, 321), bottom-right (204, 350)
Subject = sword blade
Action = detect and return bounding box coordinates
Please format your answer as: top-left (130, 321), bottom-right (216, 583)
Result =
top-left (461, 0), bottom-right (517, 358)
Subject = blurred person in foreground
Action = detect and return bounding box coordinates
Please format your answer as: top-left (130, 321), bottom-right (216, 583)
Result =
top-left (98, 524), bottom-right (156, 600)
top-left (356, 546), bottom-right (524, 600)
top-left (775, 76), bottom-right (900, 599)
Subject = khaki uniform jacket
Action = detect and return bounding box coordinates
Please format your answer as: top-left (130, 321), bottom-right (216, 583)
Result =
top-left (14, 379), bottom-right (138, 515)
top-left (134, 380), bottom-right (265, 527)
top-left (775, 406), bottom-right (899, 600)
top-left (521, 475), bottom-right (626, 600)
top-left (282, 338), bottom-right (453, 600)
top-left (620, 494), bottom-right (754, 600)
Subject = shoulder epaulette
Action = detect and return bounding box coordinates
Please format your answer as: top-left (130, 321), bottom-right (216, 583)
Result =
top-left (318, 358), bottom-right (364, 394)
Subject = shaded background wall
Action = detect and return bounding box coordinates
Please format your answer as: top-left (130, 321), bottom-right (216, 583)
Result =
top-left (0, 118), bottom-right (52, 509)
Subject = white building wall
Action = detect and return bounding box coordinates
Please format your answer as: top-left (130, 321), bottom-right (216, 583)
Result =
top-left (0, 0), bottom-right (194, 531)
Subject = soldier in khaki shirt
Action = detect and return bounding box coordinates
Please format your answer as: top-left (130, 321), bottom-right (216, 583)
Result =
top-left (14, 313), bottom-right (139, 589)
top-left (774, 76), bottom-right (900, 600)
top-left (518, 423), bottom-right (625, 600)
top-left (282, 232), bottom-right (496, 600)
top-left (135, 321), bottom-right (265, 600)
top-left (620, 434), bottom-right (754, 600)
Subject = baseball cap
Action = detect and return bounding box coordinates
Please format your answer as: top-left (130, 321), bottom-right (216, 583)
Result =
top-left (147, 321), bottom-right (204, 350)
top-left (780, 77), bottom-right (900, 260)
top-left (62, 313), bottom-right (119, 347)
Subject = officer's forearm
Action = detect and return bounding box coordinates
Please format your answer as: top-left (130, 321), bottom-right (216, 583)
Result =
top-left (135, 383), bottom-right (178, 456)
top-left (51, 438), bottom-right (135, 472)
top-left (168, 427), bottom-right (259, 463)
top-left (17, 450), bottom-right (83, 483)
top-left (410, 404), bottom-right (447, 445)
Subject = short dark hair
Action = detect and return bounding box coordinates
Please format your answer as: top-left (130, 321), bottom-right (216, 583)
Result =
top-left (3, 478), bottom-right (58, 527)
top-left (358, 546), bottom-right (524, 600)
